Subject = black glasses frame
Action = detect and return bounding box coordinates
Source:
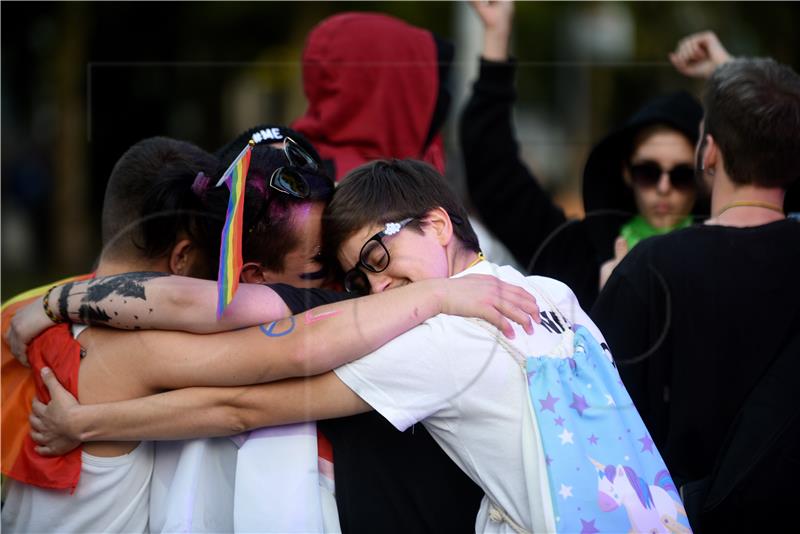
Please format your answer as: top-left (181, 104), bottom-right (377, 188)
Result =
top-left (628, 160), bottom-right (696, 191)
top-left (343, 218), bottom-right (416, 294)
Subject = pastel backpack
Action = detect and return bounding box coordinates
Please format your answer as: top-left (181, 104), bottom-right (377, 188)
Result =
top-left (481, 286), bottom-right (692, 534)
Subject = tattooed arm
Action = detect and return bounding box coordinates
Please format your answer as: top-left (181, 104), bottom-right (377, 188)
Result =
top-left (31, 274), bottom-right (542, 451)
top-left (6, 273), bottom-right (291, 364)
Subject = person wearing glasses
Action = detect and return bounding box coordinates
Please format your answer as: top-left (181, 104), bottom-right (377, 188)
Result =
top-left (460, 1), bottom-right (710, 310)
top-left (3, 136), bottom-right (540, 534)
top-left (215, 127), bottom-right (490, 534)
top-left (18, 159), bottom-right (639, 534)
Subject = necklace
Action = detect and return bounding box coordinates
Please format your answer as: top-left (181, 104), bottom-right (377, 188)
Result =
top-left (466, 252), bottom-right (486, 269)
top-left (715, 200), bottom-right (784, 218)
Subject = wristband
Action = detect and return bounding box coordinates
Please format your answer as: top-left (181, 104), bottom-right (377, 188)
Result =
top-left (42, 286), bottom-right (63, 324)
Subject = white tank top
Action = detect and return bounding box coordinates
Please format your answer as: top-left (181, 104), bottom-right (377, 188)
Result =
top-left (2, 441), bottom-right (154, 533)
top-left (1, 324), bottom-right (154, 533)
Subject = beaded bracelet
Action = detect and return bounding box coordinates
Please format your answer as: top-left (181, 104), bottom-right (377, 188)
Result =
top-left (42, 286), bottom-right (63, 324)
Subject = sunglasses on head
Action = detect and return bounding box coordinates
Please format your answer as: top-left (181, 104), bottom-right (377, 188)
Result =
top-left (269, 137), bottom-right (333, 199)
top-left (628, 161), bottom-right (696, 191)
top-left (246, 138), bottom-right (333, 241)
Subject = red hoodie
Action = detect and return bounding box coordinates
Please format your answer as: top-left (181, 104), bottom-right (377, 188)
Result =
top-left (292, 12), bottom-right (445, 181)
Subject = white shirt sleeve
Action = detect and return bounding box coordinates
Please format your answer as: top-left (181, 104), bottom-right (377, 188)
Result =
top-left (333, 319), bottom-right (456, 432)
top-left (529, 276), bottom-right (613, 361)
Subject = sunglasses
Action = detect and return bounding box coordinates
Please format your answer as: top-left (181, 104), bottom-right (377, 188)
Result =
top-left (343, 218), bottom-right (417, 294)
top-left (269, 137), bottom-right (332, 199)
top-left (628, 161), bottom-right (696, 191)
top-left (246, 137), bottom-right (333, 242)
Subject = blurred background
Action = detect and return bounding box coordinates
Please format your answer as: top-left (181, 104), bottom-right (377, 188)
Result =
top-left (3, 1), bottom-right (799, 300)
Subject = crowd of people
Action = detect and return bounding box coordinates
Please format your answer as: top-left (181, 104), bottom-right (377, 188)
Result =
top-left (2, 2), bottom-right (799, 533)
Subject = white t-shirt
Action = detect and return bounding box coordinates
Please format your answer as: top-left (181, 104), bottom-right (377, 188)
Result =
top-left (334, 262), bottom-right (609, 533)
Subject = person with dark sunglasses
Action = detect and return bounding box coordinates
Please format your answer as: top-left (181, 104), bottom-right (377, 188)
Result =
top-left (461, 1), bottom-right (709, 309)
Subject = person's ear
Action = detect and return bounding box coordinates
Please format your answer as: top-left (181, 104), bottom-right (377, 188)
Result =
top-left (622, 165), bottom-right (633, 188)
top-left (702, 134), bottom-right (718, 176)
top-left (240, 262), bottom-right (267, 283)
top-left (422, 207), bottom-right (454, 246)
top-left (169, 239), bottom-right (199, 276)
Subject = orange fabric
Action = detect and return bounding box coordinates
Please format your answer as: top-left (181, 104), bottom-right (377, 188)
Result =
top-left (5, 324), bottom-right (83, 490)
top-left (1, 274), bottom-right (92, 490)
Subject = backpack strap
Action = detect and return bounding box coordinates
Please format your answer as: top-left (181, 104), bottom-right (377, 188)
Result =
top-left (468, 279), bottom-right (575, 362)
top-left (487, 502), bottom-right (532, 534)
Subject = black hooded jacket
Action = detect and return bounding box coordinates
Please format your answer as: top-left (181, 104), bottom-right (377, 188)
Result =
top-left (460, 58), bottom-right (705, 310)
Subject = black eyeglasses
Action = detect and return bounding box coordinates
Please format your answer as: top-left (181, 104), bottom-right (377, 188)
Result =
top-left (269, 137), bottom-right (332, 199)
top-left (629, 161), bottom-right (696, 191)
top-left (344, 218), bottom-right (416, 294)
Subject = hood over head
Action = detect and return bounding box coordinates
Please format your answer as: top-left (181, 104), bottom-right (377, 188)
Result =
top-left (580, 91), bottom-right (707, 258)
top-left (292, 12), bottom-right (453, 181)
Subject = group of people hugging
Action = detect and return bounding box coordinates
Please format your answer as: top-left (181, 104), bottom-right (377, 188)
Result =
top-left (2, 2), bottom-right (799, 533)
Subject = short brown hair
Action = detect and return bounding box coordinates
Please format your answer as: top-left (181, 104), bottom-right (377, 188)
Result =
top-left (323, 159), bottom-right (480, 262)
top-left (703, 58), bottom-right (800, 189)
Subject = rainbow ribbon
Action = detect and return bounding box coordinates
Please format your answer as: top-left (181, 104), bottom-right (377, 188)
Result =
top-left (216, 141), bottom-right (253, 318)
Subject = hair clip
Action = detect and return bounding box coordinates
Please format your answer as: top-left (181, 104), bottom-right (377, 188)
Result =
top-left (191, 171), bottom-right (211, 197)
top-left (384, 222), bottom-right (403, 235)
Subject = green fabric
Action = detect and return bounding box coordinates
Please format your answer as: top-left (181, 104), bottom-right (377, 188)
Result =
top-left (619, 215), bottom-right (693, 250)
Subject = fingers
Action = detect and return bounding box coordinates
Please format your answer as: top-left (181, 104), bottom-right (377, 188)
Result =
top-left (29, 411), bottom-right (45, 432)
top-left (614, 236), bottom-right (629, 260)
top-left (496, 302), bottom-right (534, 335)
top-left (34, 445), bottom-right (58, 457)
top-left (6, 325), bottom-right (31, 367)
top-left (485, 310), bottom-right (515, 340)
top-left (31, 397), bottom-right (47, 417)
top-left (30, 429), bottom-right (47, 444)
top-left (40, 367), bottom-right (69, 399)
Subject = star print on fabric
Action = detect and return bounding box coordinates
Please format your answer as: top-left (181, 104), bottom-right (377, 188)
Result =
top-left (580, 518), bottom-right (600, 534)
top-left (588, 434), bottom-right (599, 445)
top-left (539, 392), bottom-right (559, 413)
top-left (605, 394), bottom-right (616, 406)
top-left (569, 393), bottom-right (589, 416)
top-left (545, 455), bottom-right (553, 466)
top-left (526, 369), bottom-right (536, 383)
top-left (554, 416), bottom-right (565, 427)
top-left (558, 428), bottom-right (574, 445)
top-left (639, 434), bottom-right (655, 454)
top-left (558, 484), bottom-right (573, 499)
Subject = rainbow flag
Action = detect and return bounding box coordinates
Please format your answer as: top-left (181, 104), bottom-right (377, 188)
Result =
top-left (2, 273), bottom-right (93, 490)
top-left (216, 141), bottom-right (254, 318)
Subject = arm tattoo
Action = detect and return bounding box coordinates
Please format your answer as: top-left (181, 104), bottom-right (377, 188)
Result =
top-left (72, 272), bottom-right (169, 327)
top-left (59, 281), bottom-right (75, 322)
top-left (259, 316), bottom-right (296, 338)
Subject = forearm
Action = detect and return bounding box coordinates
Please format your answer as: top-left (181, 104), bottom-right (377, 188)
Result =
top-left (75, 375), bottom-right (368, 442)
top-left (275, 279), bottom-right (446, 377)
top-left (74, 387), bottom-right (258, 442)
top-left (482, 23), bottom-right (510, 62)
top-left (460, 59), bottom-right (566, 268)
top-left (52, 273), bottom-right (290, 333)
top-left (141, 279), bottom-right (445, 388)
